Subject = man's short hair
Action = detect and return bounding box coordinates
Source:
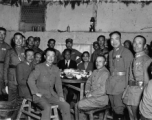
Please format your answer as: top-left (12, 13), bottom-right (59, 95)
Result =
top-left (48, 39), bottom-right (56, 44)
top-left (93, 41), bottom-right (99, 46)
top-left (27, 36), bottom-right (34, 41)
top-left (25, 49), bottom-right (34, 55)
top-left (34, 37), bottom-right (40, 42)
top-left (65, 38), bottom-right (73, 44)
top-left (63, 48), bottom-right (72, 55)
top-left (44, 48), bottom-right (56, 56)
top-left (97, 35), bottom-right (105, 41)
top-left (109, 31), bottom-right (121, 38)
top-left (0, 27), bottom-right (6, 32)
top-left (134, 35), bottom-right (147, 45)
top-left (14, 32), bottom-right (23, 38)
top-left (96, 55), bottom-right (106, 62)
top-left (34, 52), bottom-right (42, 57)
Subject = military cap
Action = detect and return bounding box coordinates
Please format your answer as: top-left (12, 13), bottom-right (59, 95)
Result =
top-left (65, 38), bottom-right (73, 43)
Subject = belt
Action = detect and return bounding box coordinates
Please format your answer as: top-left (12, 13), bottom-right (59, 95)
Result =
top-left (129, 81), bottom-right (144, 87)
top-left (111, 72), bottom-right (125, 76)
top-left (9, 65), bottom-right (17, 68)
top-left (0, 61), bottom-right (4, 63)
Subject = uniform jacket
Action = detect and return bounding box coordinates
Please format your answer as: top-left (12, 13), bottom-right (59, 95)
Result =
top-left (106, 45), bottom-right (133, 95)
top-left (0, 42), bottom-right (10, 81)
top-left (16, 61), bottom-right (33, 99)
top-left (85, 67), bottom-right (109, 97)
top-left (58, 59), bottom-right (77, 70)
top-left (123, 52), bottom-right (152, 106)
top-left (54, 49), bottom-right (62, 64)
top-left (78, 62), bottom-right (93, 72)
top-left (4, 47), bottom-right (25, 85)
top-left (28, 62), bottom-right (64, 100)
top-left (33, 47), bottom-right (43, 54)
top-left (85, 67), bottom-right (109, 106)
top-left (91, 47), bottom-right (109, 64)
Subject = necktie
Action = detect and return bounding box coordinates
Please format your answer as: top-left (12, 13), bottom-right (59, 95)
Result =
top-left (65, 60), bottom-right (68, 68)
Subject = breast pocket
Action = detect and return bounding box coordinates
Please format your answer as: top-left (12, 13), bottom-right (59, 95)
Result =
top-left (41, 74), bottom-right (50, 83)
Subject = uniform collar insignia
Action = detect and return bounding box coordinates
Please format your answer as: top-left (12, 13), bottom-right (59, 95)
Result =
top-left (135, 51), bottom-right (145, 58)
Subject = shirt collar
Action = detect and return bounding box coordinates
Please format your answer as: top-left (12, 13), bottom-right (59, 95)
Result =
top-left (135, 51), bottom-right (145, 58)
top-left (26, 62), bottom-right (30, 65)
top-left (45, 62), bottom-right (53, 68)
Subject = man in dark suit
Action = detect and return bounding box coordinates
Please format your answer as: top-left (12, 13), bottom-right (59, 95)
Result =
top-left (58, 48), bottom-right (77, 71)
top-left (28, 48), bottom-right (71, 120)
top-left (16, 49), bottom-right (34, 99)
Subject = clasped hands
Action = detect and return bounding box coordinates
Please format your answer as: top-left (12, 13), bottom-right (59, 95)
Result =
top-left (85, 91), bottom-right (92, 98)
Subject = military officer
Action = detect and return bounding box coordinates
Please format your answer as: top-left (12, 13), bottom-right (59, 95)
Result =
top-left (123, 35), bottom-right (152, 120)
top-left (28, 48), bottom-right (71, 120)
top-left (78, 55), bottom-right (109, 110)
top-left (62, 38), bottom-right (82, 64)
top-left (16, 49), bottom-right (34, 99)
top-left (4, 32), bottom-right (25, 102)
top-left (106, 31), bottom-right (133, 120)
top-left (0, 27), bottom-right (10, 99)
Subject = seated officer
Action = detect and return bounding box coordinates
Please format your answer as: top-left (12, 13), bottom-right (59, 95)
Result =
top-left (16, 49), bottom-right (34, 99)
top-left (28, 48), bottom-right (71, 120)
top-left (78, 55), bottom-right (109, 110)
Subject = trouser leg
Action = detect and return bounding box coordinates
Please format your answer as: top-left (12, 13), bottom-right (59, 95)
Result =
top-left (33, 96), bottom-right (51, 120)
top-left (8, 82), bottom-right (19, 102)
top-left (54, 100), bottom-right (71, 120)
top-left (127, 106), bottom-right (134, 120)
top-left (131, 106), bottom-right (138, 120)
top-left (0, 81), bottom-right (4, 95)
top-left (109, 94), bottom-right (125, 120)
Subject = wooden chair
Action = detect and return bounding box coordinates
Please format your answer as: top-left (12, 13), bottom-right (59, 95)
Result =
top-left (84, 105), bottom-right (111, 120)
top-left (75, 105), bottom-right (112, 120)
top-left (16, 98), bottom-right (59, 120)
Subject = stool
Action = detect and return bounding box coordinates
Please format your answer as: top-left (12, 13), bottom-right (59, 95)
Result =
top-left (16, 98), bottom-right (59, 120)
top-left (83, 105), bottom-right (111, 120)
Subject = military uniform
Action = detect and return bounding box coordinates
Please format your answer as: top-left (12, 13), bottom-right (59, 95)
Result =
top-left (0, 42), bottom-right (10, 95)
top-left (123, 52), bottom-right (152, 106)
top-left (140, 80), bottom-right (152, 120)
top-left (28, 62), bottom-right (71, 120)
top-left (33, 47), bottom-right (43, 54)
top-left (78, 67), bottom-right (109, 110)
top-left (16, 61), bottom-right (34, 99)
top-left (106, 45), bottom-right (133, 115)
top-left (4, 47), bottom-right (25, 101)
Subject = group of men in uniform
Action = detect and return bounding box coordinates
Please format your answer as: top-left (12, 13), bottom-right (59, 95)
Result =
top-left (1, 26), bottom-right (152, 120)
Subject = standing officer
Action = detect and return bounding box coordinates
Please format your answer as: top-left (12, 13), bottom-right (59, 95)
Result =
top-left (4, 32), bottom-right (25, 102)
top-left (0, 27), bottom-right (10, 99)
top-left (28, 48), bottom-right (71, 120)
top-left (16, 49), bottom-right (34, 99)
top-left (106, 31), bottom-right (133, 120)
top-left (62, 38), bottom-right (82, 64)
top-left (123, 35), bottom-right (152, 120)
